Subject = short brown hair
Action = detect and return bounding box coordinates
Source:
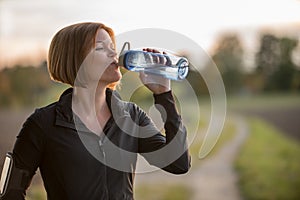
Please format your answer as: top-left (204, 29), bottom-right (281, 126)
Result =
top-left (48, 22), bottom-right (116, 88)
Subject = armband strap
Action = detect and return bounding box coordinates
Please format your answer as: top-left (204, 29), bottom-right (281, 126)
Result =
top-left (0, 152), bottom-right (30, 198)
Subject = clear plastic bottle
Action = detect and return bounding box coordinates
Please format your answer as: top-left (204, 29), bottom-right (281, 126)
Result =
top-left (118, 43), bottom-right (189, 81)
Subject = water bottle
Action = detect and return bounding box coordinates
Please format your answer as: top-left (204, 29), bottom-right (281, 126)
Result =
top-left (118, 42), bottom-right (189, 80)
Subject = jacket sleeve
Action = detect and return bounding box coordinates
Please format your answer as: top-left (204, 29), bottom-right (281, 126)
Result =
top-left (1, 112), bottom-right (45, 200)
top-left (138, 90), bottom-right (191, 174)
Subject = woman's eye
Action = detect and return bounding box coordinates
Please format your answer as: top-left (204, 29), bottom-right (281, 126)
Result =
top-left (95, 46), bottom-right (104, 51)
top-left (95, 43), bottom-right (115, 51)
top-left (96, 48), bottom-right (104, 51)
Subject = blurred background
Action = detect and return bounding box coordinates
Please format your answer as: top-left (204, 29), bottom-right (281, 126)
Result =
top-left (0, 0), bottom-right (300, 199)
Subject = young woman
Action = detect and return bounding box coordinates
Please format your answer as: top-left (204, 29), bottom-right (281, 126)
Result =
top-left (0, 22), bottom-right (190, 200)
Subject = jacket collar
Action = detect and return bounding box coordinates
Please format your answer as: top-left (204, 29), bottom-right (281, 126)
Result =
top-left (55, 87), bottom-right (130, 131)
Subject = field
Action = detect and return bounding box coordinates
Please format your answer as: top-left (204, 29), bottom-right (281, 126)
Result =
top-left (0, 109), bottom-right (33, 162)
top-left (235, 118), bottom-right (300, 199)
top-left (230, 93), bottom-right (300, 200)
top-left (240, 107), bottom-right (300, 140)
top-left (0, 110), bottom-right (46, 193)
top-left (228, 93), bottom-right (300, 141)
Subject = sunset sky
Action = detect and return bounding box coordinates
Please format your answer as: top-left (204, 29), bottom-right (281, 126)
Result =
top-left (0, 0), bottom-right (300, 67)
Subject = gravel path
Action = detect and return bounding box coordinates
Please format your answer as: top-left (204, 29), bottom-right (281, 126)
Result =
top-left (135, 116), bottom-right (249, 200)
top-left (185, 116), bottom-right (248, 200)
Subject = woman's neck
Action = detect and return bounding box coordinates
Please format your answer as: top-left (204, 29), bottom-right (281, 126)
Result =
top-left (72, 83), bottom-right (111, 134)
top-left (73, 84), bottom-right (106, 113)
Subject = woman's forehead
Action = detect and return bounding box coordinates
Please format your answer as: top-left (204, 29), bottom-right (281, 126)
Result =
top-left (96, 29), bottom-right (112, 42)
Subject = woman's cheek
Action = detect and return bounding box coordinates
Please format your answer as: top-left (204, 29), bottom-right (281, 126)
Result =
top-left (83, 52), bottom-right (108, 81)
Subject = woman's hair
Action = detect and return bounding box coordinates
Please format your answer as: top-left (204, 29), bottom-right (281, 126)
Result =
top-left (48, 22), bottom-right (118, 89)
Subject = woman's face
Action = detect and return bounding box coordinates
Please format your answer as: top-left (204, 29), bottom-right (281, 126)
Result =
top-left (80, 28), bottom-right (121, 87)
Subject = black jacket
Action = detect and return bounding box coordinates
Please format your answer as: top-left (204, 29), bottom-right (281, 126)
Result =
top-left (5, 88), bottom-right (190, 200)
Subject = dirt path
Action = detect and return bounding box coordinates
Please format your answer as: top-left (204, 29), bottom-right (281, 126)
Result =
top-left (185, 116), bottom-right (248, 200)
top-left (135, 116), bottom-right (249, 200)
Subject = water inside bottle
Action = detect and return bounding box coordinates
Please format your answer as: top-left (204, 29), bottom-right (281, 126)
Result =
top-left (120, 48), bottom-right (189, 80)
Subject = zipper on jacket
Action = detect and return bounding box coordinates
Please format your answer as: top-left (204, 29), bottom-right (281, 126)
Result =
top-left (98, 140), bottom-right (108, 195)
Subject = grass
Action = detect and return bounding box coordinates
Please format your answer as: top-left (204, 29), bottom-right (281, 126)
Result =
top-left (26, 180), bottom-right (193, 200)
top-left (134, 183), bottom-right (193, 200)
top-left (26, 182), bottom-right (194, 200)
top-left (26, 184), bottom-right (47, 200)
top-left (204, 118), bottom-right (236, 157)
top-left (235, 118), bottom-right (300, 200)
top-left (189, 117), bottom-right (236, 163)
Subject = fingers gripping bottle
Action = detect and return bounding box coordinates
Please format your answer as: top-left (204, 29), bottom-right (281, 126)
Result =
top-left (118, 42), bottom-right (189, 80)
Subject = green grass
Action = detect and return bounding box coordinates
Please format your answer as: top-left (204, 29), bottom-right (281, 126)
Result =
top-left (189, 117), bottom-right (236, 163)
top-left (205, 118), bottom-right (236, 157)
top-left (26, 184), bottom-right (46, 200)
top-left (235, 118), bottom-right (300, 200)
top-left (134, 183), bottom-right (193, 200)
top-left (26, 182), bottom-right (193, 200)
top-left (26, 181), bottom-right (193, 200)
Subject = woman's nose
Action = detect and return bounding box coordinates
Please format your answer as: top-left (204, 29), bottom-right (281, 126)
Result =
top-left (108, 48), bottom-right (117, 57)
top-left (109, 50), bottom-right (117, 57)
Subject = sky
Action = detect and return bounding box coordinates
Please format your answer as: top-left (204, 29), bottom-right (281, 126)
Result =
top-left (0, 0), bottom-right (300, 67)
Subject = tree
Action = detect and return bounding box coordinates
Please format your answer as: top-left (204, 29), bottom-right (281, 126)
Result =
top-left (211, 33), bottom-right (244, 94)
top-left (255, 34), bottom-right (298, 91)
top-left (274, 37), bottom-right (298, 90)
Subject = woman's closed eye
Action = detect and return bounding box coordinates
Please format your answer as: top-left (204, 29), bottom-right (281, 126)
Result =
top-left (95, 43), bottom-right (105, 51)
top-left (95, 40), bottom-right (115, 52)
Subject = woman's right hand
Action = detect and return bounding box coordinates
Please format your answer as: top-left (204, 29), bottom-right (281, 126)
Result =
top-left (139, 48), bottom-right (171, 94)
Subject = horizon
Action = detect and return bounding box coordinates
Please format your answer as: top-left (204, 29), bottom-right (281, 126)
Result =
top-left (1, 22), bottom-right (299, 70)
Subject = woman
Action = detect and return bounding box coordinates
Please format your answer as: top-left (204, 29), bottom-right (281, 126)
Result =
top-left (0, 22), bottom-right (190, 200)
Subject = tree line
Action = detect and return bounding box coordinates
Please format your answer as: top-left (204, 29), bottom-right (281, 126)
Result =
top-left (210, 33), bottom-right (300, 94)
top-left (0, 32), bottom-right (300, 107)
top-left (0, 62), bottom-right (66, 108)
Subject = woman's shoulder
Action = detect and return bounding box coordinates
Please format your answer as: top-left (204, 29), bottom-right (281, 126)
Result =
top-left (27, 101), bottom-right (58, 125)
top-left (30, 88), bottom-right (72, 122)
top-left (17, 101), bottom-right (59, 138)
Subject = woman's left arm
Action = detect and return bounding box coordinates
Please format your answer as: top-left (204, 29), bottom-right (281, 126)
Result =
top-left (137, 48), bottom-right (191, 174)
top-left (137, 90), bottom-right (191, 174)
